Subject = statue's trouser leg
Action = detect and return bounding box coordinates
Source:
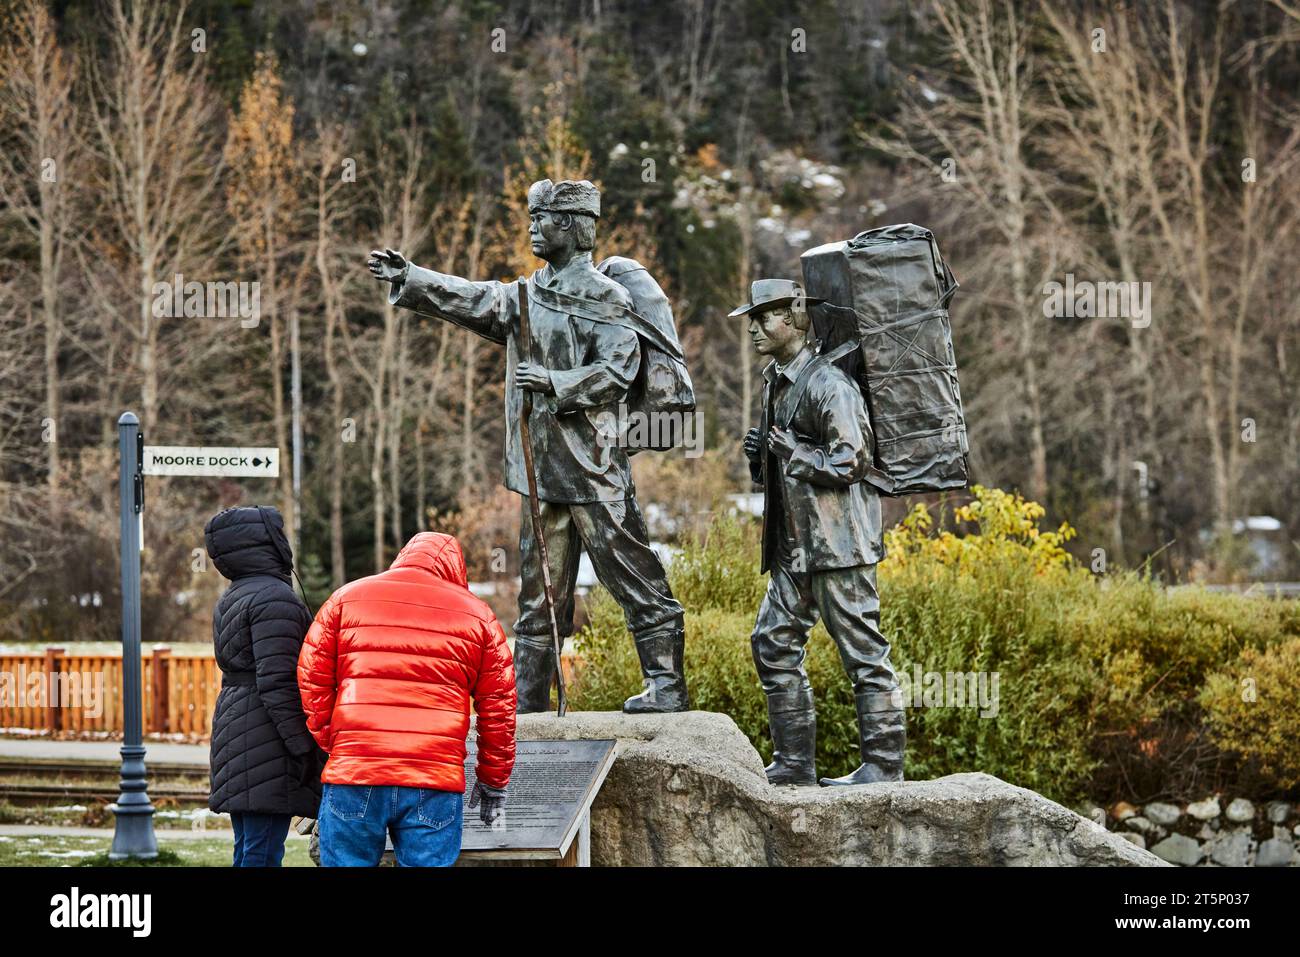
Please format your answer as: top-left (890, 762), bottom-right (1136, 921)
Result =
top-left (813, 564), bottom-right (906, 786)
top-left (751, 557), bottom-right (819, 784)
top-left (568, 496), bottom-right (687, 713)
top-left (514, 499), bottom-right (582, 713)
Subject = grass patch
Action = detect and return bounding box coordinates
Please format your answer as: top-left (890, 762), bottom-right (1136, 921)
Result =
top-left (0, 831), bottom-right (313, 867)
top-left (79, 848), bottom-right (187, 867)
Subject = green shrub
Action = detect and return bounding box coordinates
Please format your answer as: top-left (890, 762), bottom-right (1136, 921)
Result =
top-left (569, 488), bottom-right (1300, 803)
top-left (667, 513), bottom-right (768, 614)
top-left (1200, 636), bottom-right (1300, 792)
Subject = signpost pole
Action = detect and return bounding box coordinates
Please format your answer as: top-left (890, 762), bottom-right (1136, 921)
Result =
top-left (110, 411), bottom-right (157, 860)
top-left (291, 309), bottom-right (303, 558)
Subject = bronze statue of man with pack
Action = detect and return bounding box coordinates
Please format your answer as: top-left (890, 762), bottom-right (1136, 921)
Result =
top-left (739, 224), bottom-right (967, 787)
top-left (738, 279), bottom-right (907, 787)
top-left (367, 179), bottom-right (694, 716)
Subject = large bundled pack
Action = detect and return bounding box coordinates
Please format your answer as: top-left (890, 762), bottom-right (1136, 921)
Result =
top-left (800, 223), bottom-right (969, 495)
top-left (595, 255), bottom-right (695, 452)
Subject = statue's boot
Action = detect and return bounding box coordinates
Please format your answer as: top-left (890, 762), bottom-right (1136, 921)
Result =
top-left (622, 626), bottom-right (689, 714)
top-left (819, 692), bottom-right (905, 786)
top-left (513, 635), bottom-right (556, 714)
top-left (764, 690), bottom-right (817, 786)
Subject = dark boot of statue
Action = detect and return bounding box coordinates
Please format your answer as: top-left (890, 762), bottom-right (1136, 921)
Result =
top-left (622, 627), bottom-right (689, 714)
top-left (513, 635), bottom-right (556, 714)
top-left (820, 692), bottom-right (906, 786)
top-left (764, 691), bottom-right (817, 786)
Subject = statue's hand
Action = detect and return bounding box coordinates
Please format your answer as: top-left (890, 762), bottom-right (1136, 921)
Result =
top-left (366, 247), bottom-right (408, 283)
top-left (516, 362), bottom-right (555, 395)
top-left (767, 427), bottom-right (797, 460)
top-left (743, 427), bottom-right (763, 462)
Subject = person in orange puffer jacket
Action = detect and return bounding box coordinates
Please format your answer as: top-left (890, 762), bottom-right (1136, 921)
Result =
top-left (297, 531), bottom-right (516, 867)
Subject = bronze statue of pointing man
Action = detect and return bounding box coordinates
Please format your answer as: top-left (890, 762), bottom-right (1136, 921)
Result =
top-left (367, 179), bottom-right (689, 715)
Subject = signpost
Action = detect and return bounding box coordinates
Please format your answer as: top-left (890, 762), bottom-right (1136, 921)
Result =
top-left (111, 422), bottom-right (281, 859)
top-left (109, 413), bottom-right (157, 860)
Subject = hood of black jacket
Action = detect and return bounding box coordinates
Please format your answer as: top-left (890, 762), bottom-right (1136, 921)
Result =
top-left (204, 506), bottom-right (293, 582)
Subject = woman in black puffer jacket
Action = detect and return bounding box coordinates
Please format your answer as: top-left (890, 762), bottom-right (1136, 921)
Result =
top-left (204, 506), bottom-right (324, 866)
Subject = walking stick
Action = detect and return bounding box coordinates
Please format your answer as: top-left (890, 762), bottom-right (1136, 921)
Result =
top-left (516, 279), bottom-right (567, 717)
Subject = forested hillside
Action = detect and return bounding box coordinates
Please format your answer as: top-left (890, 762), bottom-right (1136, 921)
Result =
top-left (1, 0), bottom-right (1297, 642)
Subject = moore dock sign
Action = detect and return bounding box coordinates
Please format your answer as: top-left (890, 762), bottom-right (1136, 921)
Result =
top-left (143, 446), bottom-right (279, 478)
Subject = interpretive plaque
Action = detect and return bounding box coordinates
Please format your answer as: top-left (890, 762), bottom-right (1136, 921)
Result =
top-left (459, 738), bottom-right (616, 864)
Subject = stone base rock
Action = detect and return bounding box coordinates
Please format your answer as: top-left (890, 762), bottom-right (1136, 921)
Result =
top-left (516, 710), bottom-right (1165, 867)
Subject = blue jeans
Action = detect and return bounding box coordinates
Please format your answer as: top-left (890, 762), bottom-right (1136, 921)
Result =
top-left (230, 812), bottom-right (291, 867)
top-left (318, 783), bottom-right (463, 867)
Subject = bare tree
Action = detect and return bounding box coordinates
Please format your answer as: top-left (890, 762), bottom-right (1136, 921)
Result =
top-left (344, 117), bottom-right (435, 571)
top-left (0, 0), bottom-right (80, 496)
top-left (648, 0), bottom-right (727, 132)
top-left (310, 121), bottom-right (357, 588)
top-left (864, 0), bottom-right (1059, 503)
top-left (86, 0), bottom-right (224, 433)
top-left (224, 52), bottom-right (299, 539)
top-left (1036, 2), bottom-right (1167, 558)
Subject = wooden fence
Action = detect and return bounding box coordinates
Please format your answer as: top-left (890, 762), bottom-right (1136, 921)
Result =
top-left (0, 647), bottom-right (218, 737)
top-left (2, 644), bottom-right (580, 739)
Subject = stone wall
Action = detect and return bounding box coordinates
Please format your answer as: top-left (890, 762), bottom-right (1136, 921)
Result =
top-left (1078, 796), bottom-right (1298, 867)
top-left (517, 710), bottom-right (1163, 866)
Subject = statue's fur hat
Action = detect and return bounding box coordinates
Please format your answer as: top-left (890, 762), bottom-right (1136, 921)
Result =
top-left (527, 178), bottom-right (601, 219)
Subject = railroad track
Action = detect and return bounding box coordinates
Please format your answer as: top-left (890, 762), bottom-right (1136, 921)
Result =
top-left (0, 758), bottom-right (209, 806)
top-left (0, 759), bottom-right (208, 780)
top-left (0, 784), bottom-right (210, 805)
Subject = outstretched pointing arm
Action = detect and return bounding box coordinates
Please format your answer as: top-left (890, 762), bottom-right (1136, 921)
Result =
top-left (367, 247), bottom-right (515, 344)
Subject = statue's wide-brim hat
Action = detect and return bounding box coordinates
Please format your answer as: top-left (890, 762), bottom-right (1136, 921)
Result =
top-left (528, 178), bottom-right (601, 218)
top-left (727, 278), bottom-right (824, 318)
